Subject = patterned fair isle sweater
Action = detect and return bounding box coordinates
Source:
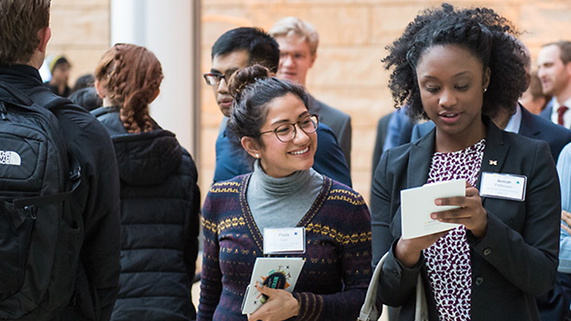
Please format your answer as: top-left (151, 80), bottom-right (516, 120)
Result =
top-left (197, 174), bottom-right (372, 321)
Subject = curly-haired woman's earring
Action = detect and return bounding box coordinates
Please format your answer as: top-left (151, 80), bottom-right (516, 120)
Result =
top-left (483, 87), bottom-right (488, 92)
top-left (255, 153), bottom-right (260, 159)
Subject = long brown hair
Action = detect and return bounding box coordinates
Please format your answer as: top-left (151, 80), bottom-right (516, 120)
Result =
top-left (95, 43), bottom-right (163, 133)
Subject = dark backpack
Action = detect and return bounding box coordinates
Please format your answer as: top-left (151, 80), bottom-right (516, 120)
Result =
top-left (0, 82), bottom-right (82, 318)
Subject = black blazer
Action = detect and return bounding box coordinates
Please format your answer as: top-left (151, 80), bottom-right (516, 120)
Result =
top-left (411, 105), bottom-right (571, 162)
top-left (371, 119), bottom-right (561, 321)
top-left (518, 104), bottom-right (571, 161)
top-left (308, 94), bottom-right (352, 168)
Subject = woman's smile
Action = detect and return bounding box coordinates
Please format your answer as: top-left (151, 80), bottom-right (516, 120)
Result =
top-left (289, 146), bottom-right (310, 156)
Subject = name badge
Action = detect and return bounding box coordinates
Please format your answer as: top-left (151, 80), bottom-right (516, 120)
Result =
top-left (480, 172), bottom-right (526, 201)
top-left (263, 227), bottom-right (306, 255)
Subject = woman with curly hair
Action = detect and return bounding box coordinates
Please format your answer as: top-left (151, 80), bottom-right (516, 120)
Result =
top-left (93, 43), bottom-right (201, 321)
top-left (370, 4), bottom-right (560, 320)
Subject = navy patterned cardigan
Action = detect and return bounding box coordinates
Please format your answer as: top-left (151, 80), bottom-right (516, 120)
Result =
top-left (198, 174), bottom-right (372, 321)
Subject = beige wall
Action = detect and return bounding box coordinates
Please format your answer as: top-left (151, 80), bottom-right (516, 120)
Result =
top-left (49, 0), bottom-right (110, 85)
top-left (48, 0), bottom-right (571, 204)
top-left (201, 0), bottom-right (571, 203)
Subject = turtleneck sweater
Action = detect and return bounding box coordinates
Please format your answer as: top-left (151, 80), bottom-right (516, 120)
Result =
top-left (200, 169), bottom-right (372, 320)
top-left (247, 160), bottom-right (323, 232)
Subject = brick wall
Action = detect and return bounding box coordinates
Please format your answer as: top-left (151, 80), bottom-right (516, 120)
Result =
top-left (201, 0), bottom-right (571, 203)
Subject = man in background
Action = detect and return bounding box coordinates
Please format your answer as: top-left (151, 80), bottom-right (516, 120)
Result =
top-left (538, 41), bottom-right (571, 128)
top-left (44, 54), bottom-right (72, 97)
top-left (269, 17), bottom-right (352, 168)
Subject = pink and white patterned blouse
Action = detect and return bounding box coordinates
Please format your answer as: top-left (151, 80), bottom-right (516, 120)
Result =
top-left (423, 139), bottom-right (486, 321)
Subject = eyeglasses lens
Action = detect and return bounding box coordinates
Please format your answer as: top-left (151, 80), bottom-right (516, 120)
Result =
top-left (275, 116), bottom-right (318, 142)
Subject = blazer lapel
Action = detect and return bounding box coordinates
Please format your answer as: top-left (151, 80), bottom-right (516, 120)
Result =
top-left (407, 127), bottom-right (434, 188)
top-left (518, 104), bottom-right (541, 139)
top-left (477, 120), bottom-right (510, 195)
top-left (390, 129), bottom-right (433, 239)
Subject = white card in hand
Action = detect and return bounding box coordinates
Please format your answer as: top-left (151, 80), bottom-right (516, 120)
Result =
top-left (400, 179), bottom-right (465, 239)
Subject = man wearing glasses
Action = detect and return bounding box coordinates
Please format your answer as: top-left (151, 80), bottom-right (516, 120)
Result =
top-left (205, 27), bottom-right (351, 186)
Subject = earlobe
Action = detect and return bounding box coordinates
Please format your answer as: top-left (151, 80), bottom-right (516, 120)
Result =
top-left (241, 136), bottom-right (262, 159)
top-left (150, 88), bottom-right (160, 103)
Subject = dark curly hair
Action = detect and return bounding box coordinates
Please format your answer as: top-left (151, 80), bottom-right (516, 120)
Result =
top-left (382, 3), bottom-right (527, 120)
top-left (226, 64), bottom-right (309, 148)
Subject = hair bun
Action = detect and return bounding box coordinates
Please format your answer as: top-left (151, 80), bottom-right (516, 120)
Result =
top-left (228, 64), bottom-right (271, 100)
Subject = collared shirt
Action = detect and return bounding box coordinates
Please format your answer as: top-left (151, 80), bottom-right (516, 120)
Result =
top-left (550, 97), bottom-right (571, 128)
top-left (504, 103), bottom-right (522, 134)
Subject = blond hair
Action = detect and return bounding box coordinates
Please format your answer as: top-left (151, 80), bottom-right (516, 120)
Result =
top-left (269, 17), bottom-right (319, 56)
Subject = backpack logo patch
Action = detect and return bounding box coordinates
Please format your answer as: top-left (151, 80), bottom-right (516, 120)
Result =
top-left (0, 150), bottom-right (21, 166)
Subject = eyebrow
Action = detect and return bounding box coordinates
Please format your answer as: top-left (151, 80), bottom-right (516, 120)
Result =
top-left (210, 67), bottom-right (239, 76)
top-left (422, 71), bottom-right (472, 79)
top-left (269, 112), bottom-right (310, 127)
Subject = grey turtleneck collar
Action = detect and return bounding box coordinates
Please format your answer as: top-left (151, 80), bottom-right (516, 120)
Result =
top-left (247, 160), bottom-right (323, 232)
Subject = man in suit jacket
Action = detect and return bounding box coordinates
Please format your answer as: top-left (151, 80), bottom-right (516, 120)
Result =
top-left (537, 41), bottom-right (571, 128)
top-left (269, 17), bottom-right (352, 168)
top-left (371, 118), bottom-right (560, 321)
top-left (411, 103), bottom-right (571, 162)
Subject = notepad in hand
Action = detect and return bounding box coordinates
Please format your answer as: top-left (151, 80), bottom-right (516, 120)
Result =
top-left (400, 179), bottom-right (466, 239)
top-left (241, 257), bottom-right (305, 314)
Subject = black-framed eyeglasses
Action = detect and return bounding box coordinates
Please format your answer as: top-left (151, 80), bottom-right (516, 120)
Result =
top-left (203, 72), bottom-right (228, 86)
top-left (258, 114), bottom-right (319, 142)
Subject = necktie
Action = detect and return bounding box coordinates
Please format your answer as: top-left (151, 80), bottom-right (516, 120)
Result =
top-left (558, 106), bottom-right (568, 126)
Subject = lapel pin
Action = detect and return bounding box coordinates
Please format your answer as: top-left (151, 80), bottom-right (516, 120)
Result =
top-left (489, 160), bottom-right (498, 166)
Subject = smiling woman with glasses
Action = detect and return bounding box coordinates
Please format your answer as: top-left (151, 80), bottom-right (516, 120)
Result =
top-left (197, 64), bottom-right (372, 321)
top-left (258, 114), bottom-right (319, 142)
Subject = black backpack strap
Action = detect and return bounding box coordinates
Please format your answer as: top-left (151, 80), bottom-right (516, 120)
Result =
top-left (12, 155), bottom-right (81, 210)
top-left (0, 81), bottom-right (37, 106)
top-left (91, 106), bottom-right (120, 118)
top-left (27, 86), bottom-right (73, 111)
top-left (7, 182), bottom-right (79, 228)
top-left (0, 81), bottom-right (69, 111)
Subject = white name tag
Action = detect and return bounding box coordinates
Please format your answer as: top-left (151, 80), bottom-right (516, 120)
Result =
top-left (263, 227), bottom-right (306, 255)
top-left (480, 172), bottom-right (526, 201)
